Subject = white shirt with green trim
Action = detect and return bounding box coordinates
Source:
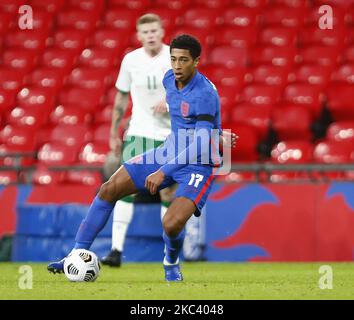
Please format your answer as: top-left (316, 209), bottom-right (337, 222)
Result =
top-left (115, 44), bottom-right (171, 141)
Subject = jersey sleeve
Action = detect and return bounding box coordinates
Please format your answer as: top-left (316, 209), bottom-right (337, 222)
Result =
top-left (194, 90), bottom-right (218, 129)
top-left (115, 55), bottom-right (131, 93)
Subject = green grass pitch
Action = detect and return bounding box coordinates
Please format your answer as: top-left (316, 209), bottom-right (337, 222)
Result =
top-left (1, 262), bottom-right (353, 300)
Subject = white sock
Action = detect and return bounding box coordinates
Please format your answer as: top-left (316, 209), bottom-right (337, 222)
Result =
top-left (163, 256), bottom-right (179, 266)
top-left (160, 204), bottom-right (168, 221)
top-left (111, 200), bottom-right (134, 252)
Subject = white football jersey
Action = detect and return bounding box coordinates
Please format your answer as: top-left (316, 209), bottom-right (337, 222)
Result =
top-left (115, 44), bottom-right (171, 141)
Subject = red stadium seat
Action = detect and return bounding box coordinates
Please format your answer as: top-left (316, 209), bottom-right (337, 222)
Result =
top-left (17, 87), bottom-right (55, 112)
top-left (231, 0), bottom-right (268, 9)
top-left (31, 0), bottom-right (66, 13)
top-left (171, 27), bottom-right (214, 48)
top-left (326, 121), bottom-right (354, 143)
top-left (272, 105), bottom-right (312, 140)
top-left (297, 45), bottom-right (341, 68)
top-left (246, 65), bottom-right (289, 87)
top-left (92, 28), bottom-right (131, 53)
top-left (292, 64), bottom-right (332, 89)
top-left (251, 45), bottom-right (296, 68)
top-left (105, 87), bottom-right (118, 105)
top-left (40, 48), bottom-right (78, 73)
top-left (0, 0), bottom-right (25, 13)
top-left (7, 106), bottom-right (48, 129)
top-left (330, 64), bottom-right (354, 84)
top-left (32, 166), bottom-right (65, 185)
top-left (283, 84), bottom-right (324, 119)
top-left (183, 8), bottom-right (223, 29)
top-left (214, 26), bottom-right (256, 48)
top-left (240, 84), bottom-right (282, 107)
top-left (50, 105), bottom-right (92, 125)
top-left (305, 5), bottom-right (347, 27)
top-left (31, 9), bottom-right (54, 31)
top-left (271, 140), bottom-right (314, 164)
top-left (0, 125), bottom-right (36, 152)
top-left (154, 0), bottom-right (192, 10)
top-left (261, 5), bottom-right (305, 28)
top-left (217, 85), bottom-right (240, 113)
top-left (194, 0), bottom-right (231, 8)
top-left (78, 48), bottom-right (120, 69)
top-left (2, 49), bottom-right (38, 73)
top-left (108, 0), bottom-right (152, 10)
top-left (0, 89), bottom-right (16, 115)
top-left (223, 7), bottom-right (260, 28)
top-left (148, 8), bottom-right (184, 33)
top-left (78, 142), bottom-right (110, 165)
top-left (232, 104), bottom-right (271, 140)
top-left (50, 124), bottom-right (92, 148)
top-left (68, 0), bottom-right (105, 11)
top-left (344, 45), bottom-right (354, 62)
top-left (258, 27), bottom-right (298, 47)
top-left (69, 67), bottom-right (109, 90)
top-left (209, 46), bottom-right (248, 68)
top-left (94, 104), bottom-right (113, 124)
top-left (104, 8), bottom-right (141, 32)
top-left (271, 0), bottom-right (308, 9)
top-left (299, 25), bottom-right (347, 49)
top-left (314, 140), bottom-right (354, 163)
top-left (27, 67), bottom-right (67, 93)
top-left (92, 123), bottom-right (110, 146)
top-left (37, 142), bottom-right (79, 165)
top-left (57, 8), bottom-right (100, 32)
top-left (312, 0), bottom-right (354, 8)
top-left (53, 29), bottom-right (88, 53)
top-left (199, 65), bottom-right (246, 89)
top-left (58, 87), bottom-right (105, 111)
top-left (64, 170), bottom-right (103, 186)
top-left (0, 67), bottom-right (25, 94)
top-left (327, 84), bottom-right (354, 120)
top-left (4, 29), bottom-right (48, 51)
top-left (0, 171), bottom-right (18, 185)
top-left (0, 12), bottom-right (14, 36)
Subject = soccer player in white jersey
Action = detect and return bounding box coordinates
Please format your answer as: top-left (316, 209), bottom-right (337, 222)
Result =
top-left (101, 14), bottom-right (173, 266)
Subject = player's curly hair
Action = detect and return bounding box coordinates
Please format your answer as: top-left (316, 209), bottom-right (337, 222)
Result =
top-left (170, 34), bottom-right (201, 60)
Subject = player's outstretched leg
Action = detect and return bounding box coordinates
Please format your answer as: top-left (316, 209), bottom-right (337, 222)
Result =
top-left (47, 166), bottom-right (138, 274)
top-left (162, 197), bottom-right (196, 282)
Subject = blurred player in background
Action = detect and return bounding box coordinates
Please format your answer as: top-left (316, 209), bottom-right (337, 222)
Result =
top-left (101, 13), bottom-right (174, 267)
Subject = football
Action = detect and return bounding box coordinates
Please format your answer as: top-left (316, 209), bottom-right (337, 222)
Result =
top-left (63, 249), bottom-right (100, 282)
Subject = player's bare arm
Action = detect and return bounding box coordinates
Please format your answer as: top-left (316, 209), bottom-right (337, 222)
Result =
top-left (110, 91), bottom-right (129, 155)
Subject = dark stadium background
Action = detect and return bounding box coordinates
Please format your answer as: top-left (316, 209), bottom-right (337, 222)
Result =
top-left (0, 0), bottom-right (353, 263)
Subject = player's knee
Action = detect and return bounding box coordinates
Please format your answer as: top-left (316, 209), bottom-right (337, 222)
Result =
top-left (162, 215), bottom-right (184, 238)
top-left (98, 180), bottom-right (121, 203)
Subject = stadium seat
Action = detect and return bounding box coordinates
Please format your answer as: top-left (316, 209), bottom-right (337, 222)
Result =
top-left (214, 26), bottom-right (256, 48)
top-left (0, 89), bottom-right (16, 115)
top-left (91, 28), bottom-right (131, 53)
top-left (16, 87), bottom-right (55, 112)
top-left (246, 65), bottom-right (289, 87)
top-left (194, 0), bottom-right (231, 8)
top-left (313, 140), bottom-right (354, 163)
top-left (312, 0), bottom-right (354, 8)
top-left (2, 49), bottom-right (38, 73)
top-left (31, 165), bottom-right (65, 185)
top-left (330, 64), bottom-right (354, 84)
top-left (104, 87), bottom-right (118, 105)
top-left (108, 0), bottom-right (152, 10)
top-left (37, 142), bottom-right (79, 165)
top-left (327, 84), bottom-right (354, 120)
top-left (64, 170), bottom-right (103, 186)
top-left (231, 0), bottom-right (268, 9)
top-left (222, 7), bottom-right (260, 28)
top-left (7, 106), bottom-right (48, 129)
top-left (299, 25), bottom-right (347, 49)
top-left (292, 64), bottom-right (332, 89)
top-left (50, 124), bottom-right (92, 148)
top-left (92, 123), bottom-right (110, 146)
top-left (209, 46), bottom-right (248, 68)
top-left (58, 86), bottom-right (105, 111)
top-left (0, 0), bottom-right (25, 13)
top-left (78, 142), bottom-right (110, 165)
top-left (261, 5), bottom-right (305, 28)
top-left (240, 84), bottom-right (282, 107)
top-left (251, 45), bottom-right (296, 68)
top-left (0, 11), bottom-right (14, 36)
top-left (272, 105), bottom-right (312, 140)
top-left (31, 0), bottom-right (66, 13)
top-left (283, 84), bottom-right (324, 119)
top-left (344, 45), bottom-right (354, 63)
top-left (171, 27), bottom-right (214, 48)
top-left (305, 5), bottom-right (347, 27)
top-left (104, 8), bottom-right (141, 32)
top-left (271, 140), bottom-right (314, 164)
top-left (0, 125), bottom-right (36, 152)
top-left (68, 0), bottom-right (105, 12)
top-left (154, 0), bottom-right (192, 10)
top-left (326, 121), bottom-right (354, 143)
top-left (297, 45), bottom-right (341, 68)
top-left (148, 7), bottom-right (184, 33)
top-left (94, 104), bottom-right (113, 124)
top-left (216, 85), bottom-right (240, 113)
top-left (199, 65), bottom-right (246, 89)
top-left (183, 8), bottom-right (223, 29)
top-left (4, 29), bottom-right (48, 52)
top-left (272, 0), bottom-right (308, 9)
top-left (31, 9), bottom-right (54, 31)
top-left (0, 170), bottom-right (18, 185)
top-left (0, 67), bottom-right (25, 94)
top-left (53, 29), bottom-right (88, 53)
top-left (232, 104), bottom-right (271, 140)
top-left (50, 105), bottom-right (92, 125)
top-left (68, 67), bottom-right (109, 90)
top-left (57, 8), bottom-right (100, 32)
top-left (258, 27), bottom-right (298, 47)
top-left (40, 48), bottom-right (78, 73)
top-left (78, 48), bottom-right (119, 69)
top-left (27, 67), bottom-right (67, 93)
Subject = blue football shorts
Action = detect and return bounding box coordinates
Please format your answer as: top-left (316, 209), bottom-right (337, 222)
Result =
top-left (123, 147), bottom-right (215, 214)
